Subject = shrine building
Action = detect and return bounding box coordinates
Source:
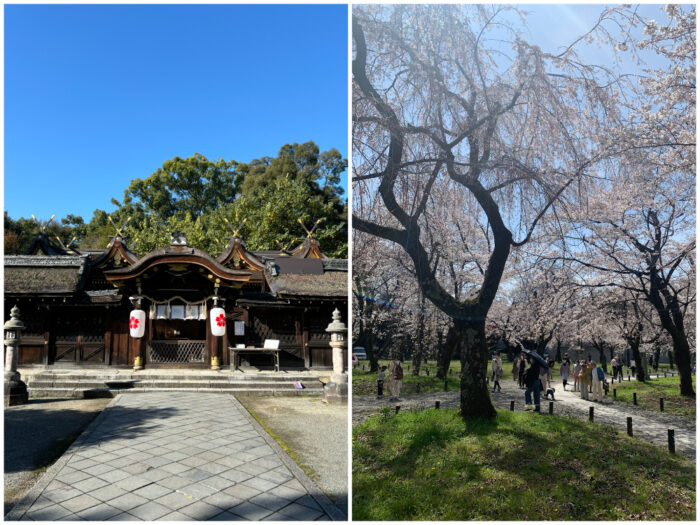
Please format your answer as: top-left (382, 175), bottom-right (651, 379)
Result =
top-left (4, 230), bottom-right (347, 372)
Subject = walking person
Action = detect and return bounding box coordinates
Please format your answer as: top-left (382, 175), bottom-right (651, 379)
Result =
top-left (524, 355), bottom-right (541, 412)
top-left (512, 354), bottom-right (520, 382)
top-left (591, 361), bottom-right (604, 402)
top-left (518, 353), bottom-right (527, 389)
top-left (579, 360), bottom-right (591, 400)
top-left (492, 352), bottom-right (503, 392)
top-left (572, 360), bottom-right (582, 392)
top-left (377, 366), bottom-right (387, 398)
top-left (560, 357), bottom-right (571, 391)
top-left (388, 359), bottom-right (403, 401)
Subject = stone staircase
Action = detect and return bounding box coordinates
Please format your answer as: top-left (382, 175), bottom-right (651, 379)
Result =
top-left (23, 370), bottom-right (326, 398)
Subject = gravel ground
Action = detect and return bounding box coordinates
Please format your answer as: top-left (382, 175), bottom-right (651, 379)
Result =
top-left (353, 378), bottom-right (695, 459)
top-left (4, 397), bottom-right (111, 516)
top-left (237, 396), bottom-right (348, 518)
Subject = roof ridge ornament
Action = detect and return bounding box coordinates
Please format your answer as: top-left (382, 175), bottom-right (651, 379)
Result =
top-left (298, 218), bottom-right (324, 238)
top-left (108, 215), bottom-right (131, 239)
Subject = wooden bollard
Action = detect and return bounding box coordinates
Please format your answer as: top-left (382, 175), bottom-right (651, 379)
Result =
top-left (362, 364), bottom-right (365, 370)
top-left (628, 374), bottom-right (630, 381)
top-left (613, 388), bottom-right (617, 398)
top-left (660, 398), bottom-right (664, 412)
top-left (449, 368), bottom-right (452, 375)
top-left (627, 416), bottom-right (633, 436)
top-left (633, 392), bottom-right (637, 405)
top-left (426, 369), bottom-right (430, 376)
top-left (589, 406), bottom-right (594, 421)
top-left (549, 401), bottom-right (553, 415)
top-left (416, 383), bottom-right (421, 393)
top-left (664, 371), bottom-right (667, 377)
top-left (395, 405), bottom-right (400, 414)
top-left (444, 379), bottom-right (448, 392)
top-left (435, 401), bottom-right (440, 409)
top-left (668, 428), bottom-right (675, 454)
top-left (510, 400), bottom-right (515, 411)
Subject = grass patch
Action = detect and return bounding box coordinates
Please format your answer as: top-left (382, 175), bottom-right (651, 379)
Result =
top-left (353, 408), bottom-right (695, 520)
top-left (352, 360), bottom-right (462, 396)
top-left (610, 376), bottom-right (696, 418)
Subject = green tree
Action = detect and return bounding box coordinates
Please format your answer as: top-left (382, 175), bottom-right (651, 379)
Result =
top-left (123, 153), bottom-right (244, 220)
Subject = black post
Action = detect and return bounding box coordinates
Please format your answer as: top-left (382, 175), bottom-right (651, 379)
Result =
top-left (426, 369), bottom-right (430, 376)
top-left (628, 374), bottom-right (630, 381)
top-left (444, 379), bottom-right (448, 392)
top-left (395, 405), bottom-right (400, 414)
top-left (435, 401), bottom-right (440, 410)
top-left (510, 400), bottom-right (515, 411)
top-left (627, 416), bottom-right (633, 436)
top-left (660, 398), bottom-right (664, 412)
top-left (416, 383), bottom-right (421, 393)
top-left (633, 392), bottom-right (637, 405)
top-left (668, 428), bottom-right (675, 454)
top-left (589, 406), bottom-right (594, 422)
top-left (362, 364), bottom-right (365, 371)
top-left (613, 388), bottom-right (617, 398)
top-left (549, 401), bottom-right (553, 415)
top-left (449, 368), bottom-right (452, 375)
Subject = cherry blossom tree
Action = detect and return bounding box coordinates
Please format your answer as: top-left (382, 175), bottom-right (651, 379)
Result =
top-left (353, 4), bottom-right (624, 418)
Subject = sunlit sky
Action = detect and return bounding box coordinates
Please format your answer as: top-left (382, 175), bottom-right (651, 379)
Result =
top-left (4, 4), bottom-right (670, 224)
top-left (4, 4), bottom-right (348, 222)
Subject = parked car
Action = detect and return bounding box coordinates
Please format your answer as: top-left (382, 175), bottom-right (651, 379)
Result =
top-left (353, 346), bottom-right (367, 360)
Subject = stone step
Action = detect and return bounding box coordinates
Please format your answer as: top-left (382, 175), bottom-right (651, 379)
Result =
top-left (28, 386), bottom-right (323, 398)
top-left (28, 379), bottom-right (323, 388)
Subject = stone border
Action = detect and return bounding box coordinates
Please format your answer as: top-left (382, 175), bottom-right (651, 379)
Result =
top-left (5, 394), bottom-right (124, 521)
top-left (229, 395), bottom-right (347, 521)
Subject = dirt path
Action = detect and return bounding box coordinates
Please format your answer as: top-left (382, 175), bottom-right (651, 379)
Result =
top-left (353, 377), bottom-right (695, 460)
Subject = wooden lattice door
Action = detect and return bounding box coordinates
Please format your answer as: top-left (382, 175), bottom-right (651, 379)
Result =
top-left (53, 310), bottom-right (106, 365)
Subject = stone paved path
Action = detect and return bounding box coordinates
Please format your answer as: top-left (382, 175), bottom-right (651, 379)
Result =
top-left (7, 393), bottom-right (341, 521)
top-left (353, 377), bottom-right (695, 460)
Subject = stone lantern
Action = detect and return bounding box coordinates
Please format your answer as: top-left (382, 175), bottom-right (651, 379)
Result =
top-left (4, 305), bottom-right (28, 406)
top-left (323, 308), bottom-right (347, 404)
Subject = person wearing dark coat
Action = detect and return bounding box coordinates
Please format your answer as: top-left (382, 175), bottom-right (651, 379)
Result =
top-left (524, 356), bottom-right (541, 412)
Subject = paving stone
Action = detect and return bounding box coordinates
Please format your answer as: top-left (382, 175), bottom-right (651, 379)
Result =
top-left (121, 462), bottom-right (151, 475)
top-left (161, 450), bottom-right (189, 462)
top-left (68, 458), bottom-right (99, 471)
top-left (195, 450), bottom-right (224, 462)
top-left (152, 491), bottom-right (195, 511)
top-left (237, 463), bottom-right (269, 476)
top-left (105, 512), bottom-right (141, 521)
top-left (133, 483), bottom-right (172, 500)
top-left (105, 493), bottom-right (150, 512)
top-left (259, 469), bottom-right (295, 485)
top-left (201, 491), bottom-right (244, 511)
top-left (198, 462), bottom-right (230, 475)
top-left (209, 510), bottom-right (248, 521)
top-left (55, 512), bottom-right (84, 521)
top-left (115, 476), bottom-right (153, 491)
top-left (54, 470), bottom-right (91, 484)
top-left (26, 503), bottom-right (75, 521)
top-left (71, 476), bottom-right (109, 493)
top-left (180, 467), bottom-right (212, 482)
top-left (140, 468), bottom-right (172, 482)
top-left (215, 456), bottom-right (245, 469)
top-left (97, 469), bottom-right (132, 483)
top-left (75, 502), bottom-right (122, 520)
top-left (242, 476), bottom-right (280, 492)
top-left (180, 456), bottom-right (209, 468)
top-left (218, 468), bottom-right (253, 483)
top-left (158, 475), bottom-right (192, 490)
top-left (60, 493), bottom-right (103, 514)
top-left (179, 500), bottom-right (223, 520)
top-left (159, 511), bottom-right (196, 521)
top-left (249, 492), bottom-right (294, 512)
top-left (178, 481), bottom-right (219, 500)
top-left (199, 474), bottom-right (236, 491)
top-left (229, 500), bottom-right (274, 521)
top-left (276, 501), bottom-right (324, 521)
top-left (43, 487), bottom-right (84, 504)
top-left (128, 501), bottom-right (172, 520)
top-left (87, 484), bottom-right (128, 503)
top-left (161, 462), bottom-right (192, 474)
top-left (223, 483), bottom-right (262, 500)
top-left (295, 493), bottom-right (323, 511)
top-left (267, 484), bottom-right (306, 502)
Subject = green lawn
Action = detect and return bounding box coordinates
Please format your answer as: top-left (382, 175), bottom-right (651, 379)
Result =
top-left (352, 360), bottom-right (462, 396)
top-left (609, 376), bottom-right (696, 418)
top-left (353, 409), bottom-right (695, 521)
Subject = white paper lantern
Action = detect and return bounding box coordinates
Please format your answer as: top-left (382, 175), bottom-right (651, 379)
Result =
top-left (129, 309), bottom-right (146, 338)
top-left (210, 307), bottom-right (226, 337)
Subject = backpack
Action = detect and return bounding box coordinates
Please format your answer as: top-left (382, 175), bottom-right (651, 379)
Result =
top-left (597, 367), bottom-right (604, 381)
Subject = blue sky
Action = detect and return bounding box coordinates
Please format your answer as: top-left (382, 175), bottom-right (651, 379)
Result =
top-left (4, 4), bottom-right (348, 222)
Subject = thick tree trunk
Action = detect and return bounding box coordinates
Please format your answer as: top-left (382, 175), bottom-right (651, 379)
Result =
top-left (629, 339), bottom-right (646, 382)
top-left (457, 320), bottom-right (496, 419)
top-left (668, 350), bottom-right (674, 369)
top-left (555, 340), bottom-right (562, 363)
top-left (671, 331), bottom-right (694, 396)
top-left (436, 329), bottom-right (450, 379)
